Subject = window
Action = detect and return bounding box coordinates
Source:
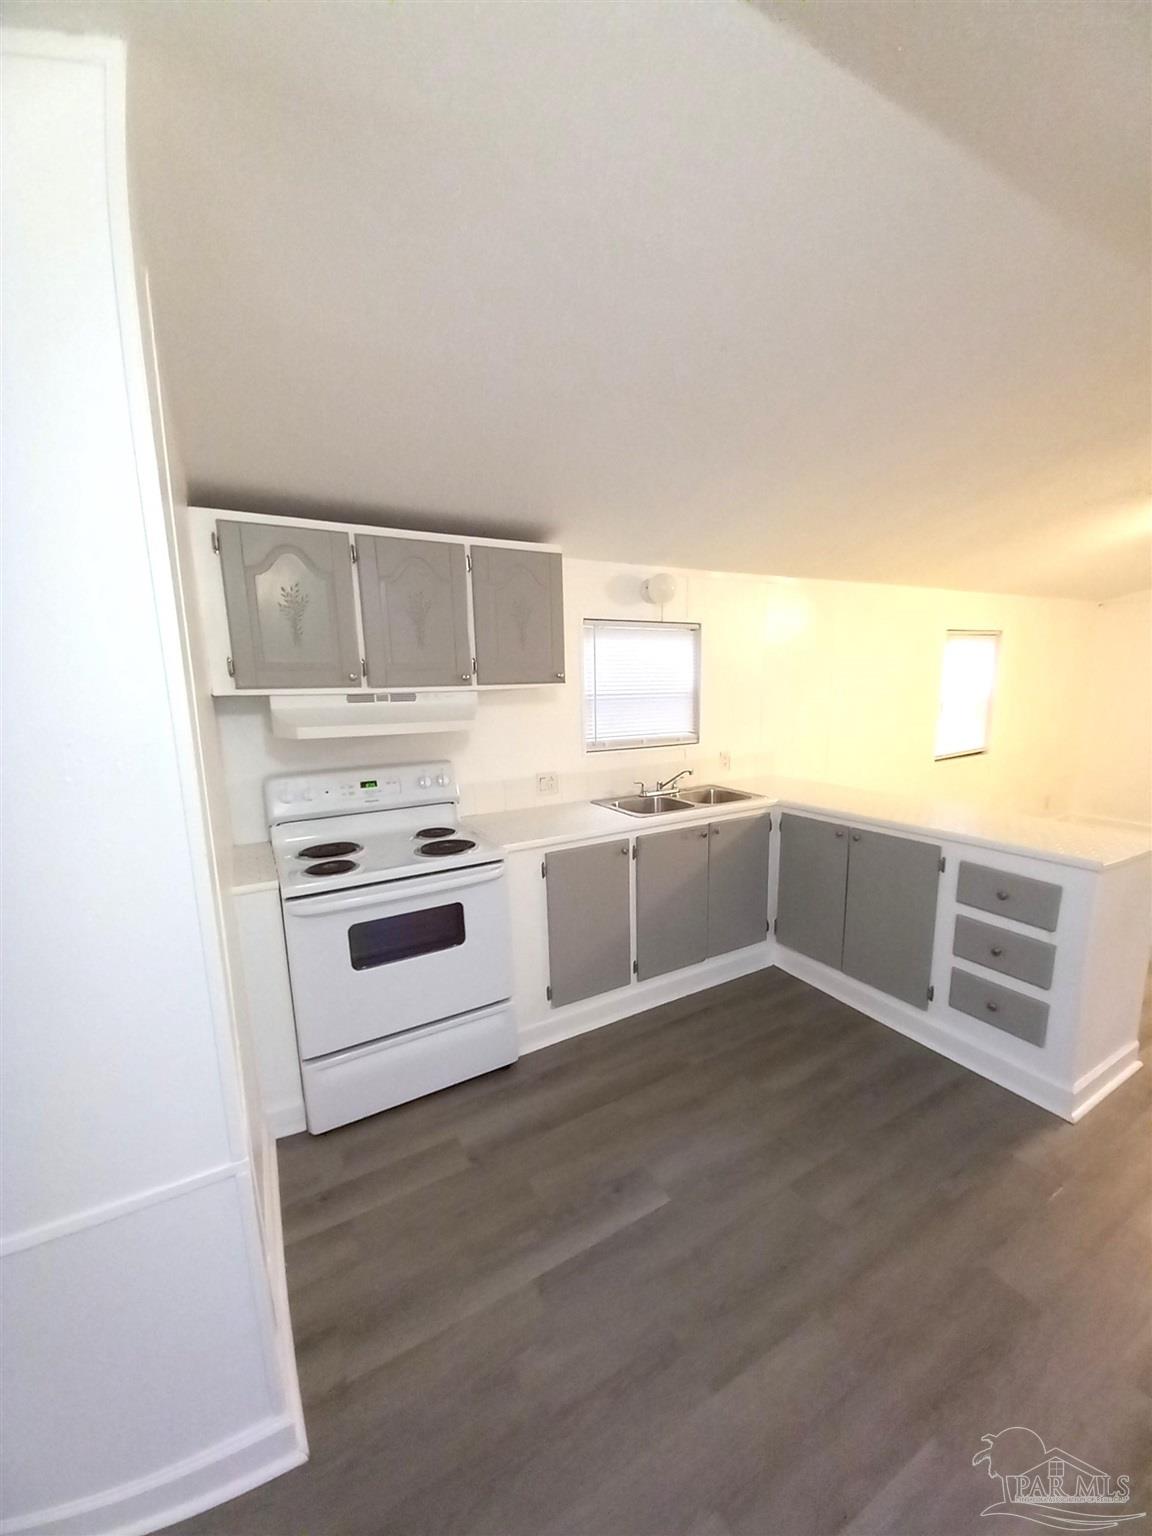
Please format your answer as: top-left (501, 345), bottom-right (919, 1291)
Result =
top-left (934, 631), bottom-right (1000, 760)
top-left (583, 619), bottom-right (701, 751)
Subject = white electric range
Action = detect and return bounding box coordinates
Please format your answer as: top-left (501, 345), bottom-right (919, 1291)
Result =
top-left (267, 761), bottom-right (517, 1134)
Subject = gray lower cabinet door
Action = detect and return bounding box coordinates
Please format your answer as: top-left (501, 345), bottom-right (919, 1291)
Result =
top-left (471, 546), bottom-right (565, 685)
top-left (636, 825), bottom-right (710, 982)
top-left (545, 840), bottom-right (632, 1007)
top-left (356, 535), bottom-right (472, 688)
top-left (217, 519), bottom-right (360, 689)
top-left (707, 814), bottom-right (772, 958)
top-left (841, 828), bottom-right (941, 1009)
top-left (775, 813), bottom-right (850, 968)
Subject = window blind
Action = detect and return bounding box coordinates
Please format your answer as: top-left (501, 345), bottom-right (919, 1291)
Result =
top-left (934, 630), bottom-right (1000, 759)
top-left (583, 620), bottom-right (701, 751)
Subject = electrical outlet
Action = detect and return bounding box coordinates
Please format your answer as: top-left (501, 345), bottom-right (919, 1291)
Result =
top-left (719, 750), bottom-right (732, 771)
top-left (536, 772), bottom-right (559, 796)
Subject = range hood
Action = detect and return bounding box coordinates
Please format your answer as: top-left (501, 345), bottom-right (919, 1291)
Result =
top-left (269, 690), bottom-right (478, 740)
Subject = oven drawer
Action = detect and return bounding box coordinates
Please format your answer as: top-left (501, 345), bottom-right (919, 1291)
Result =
top-left (283, 862), bottom-right (512, 1059)
top-left (948, 967), bottom-right (1049, 1047)
top-left (301, 1002), bottom-right (518, 1133)
top-left (955, 861), bottom-right (1062, 932)
top-left (952, 915), bottom-right (1056, 990)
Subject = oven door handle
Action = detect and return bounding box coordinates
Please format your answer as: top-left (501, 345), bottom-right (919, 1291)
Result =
top-left (284, 862), bottom-right (504, 917)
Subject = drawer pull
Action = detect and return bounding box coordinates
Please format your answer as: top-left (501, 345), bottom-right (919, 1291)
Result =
top-left (986, 1000), bottom-right (999, 1012)
top-left (996, 890), bottom-right (1010, 901)
top-left (990, 945), bottom-right (1004, 957)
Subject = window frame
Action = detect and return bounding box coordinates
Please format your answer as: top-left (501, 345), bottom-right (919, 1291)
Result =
top-left (933, 628), bottom-right (1001, 762)
top-left (581, 617), bottom-right (702, 754)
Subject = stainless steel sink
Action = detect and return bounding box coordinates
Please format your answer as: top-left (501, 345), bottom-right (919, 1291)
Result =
top-left (676, 785), bottom-right (758, 805)
top-left (594, 793), bottom-right (695, 817)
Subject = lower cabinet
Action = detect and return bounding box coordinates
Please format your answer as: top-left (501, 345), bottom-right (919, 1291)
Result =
top-left (707, 814), bottom-right (773, 958)
top-left (775, 814), bottom-right (850, 968)
top-left (776, 813), bottom-right (941, 1010)
top-left (544, 839), bottom-right (632, 1007)
top-left (636, 825), bottom-right (711, 981)
top-left (636, 814), bottom-right (772, 982)
top-left (841, 827), bottom-right (941, 1008)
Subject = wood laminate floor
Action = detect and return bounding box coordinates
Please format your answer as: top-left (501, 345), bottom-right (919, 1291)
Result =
top-left (174, 968), bottom-right (1151, 1536)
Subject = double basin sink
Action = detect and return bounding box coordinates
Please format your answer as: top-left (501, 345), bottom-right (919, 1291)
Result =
top-left (595, 785), bottom-right (759, 818)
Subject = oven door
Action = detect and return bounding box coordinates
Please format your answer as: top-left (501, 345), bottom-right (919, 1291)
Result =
top-left (281, 862), bottom-right (511, 1060)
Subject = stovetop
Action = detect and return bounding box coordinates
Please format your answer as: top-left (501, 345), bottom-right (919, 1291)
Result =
top-left (271, 803), bottom-right (504, 898)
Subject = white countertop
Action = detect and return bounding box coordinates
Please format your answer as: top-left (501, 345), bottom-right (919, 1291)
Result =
top-left (467, 776), bottom-right (1152, 871)
top-left (229, 778), bottom-right (1150, 892)
top-left (231, 841), bottom-right (278, 895)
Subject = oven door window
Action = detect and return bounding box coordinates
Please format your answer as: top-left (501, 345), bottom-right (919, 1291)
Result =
top-left (348, 902), bottom-right (466, 970)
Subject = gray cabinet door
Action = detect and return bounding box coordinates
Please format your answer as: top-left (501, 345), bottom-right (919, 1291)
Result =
top-left (636, 824), bottom-right (710, 981)
top-left (356, 535), bottom-right (472, 689)
top-left (707, 814), bottom-right (772, 958)
top-left (217, 520), bottom-right (360, 690)
top-left (545, 840), bottom-right (632, 1007)
top-left (775, 813), bottom-right (850, 968)
top-left (841, 828), bottom-right (941, 1009)
top-left (471, 546), bottom-right (565, 685)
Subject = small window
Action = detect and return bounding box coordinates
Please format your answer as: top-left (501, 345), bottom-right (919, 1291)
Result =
top-left (934, 631), bottom-right (1000, 760)
top-left (583, 619), bottom-right (701, 752)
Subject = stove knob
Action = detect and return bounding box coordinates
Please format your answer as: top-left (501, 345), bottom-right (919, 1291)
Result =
top-left (300, 789), bottom-right (314, 802)
top-left (417, 775), bottom-right (432, 789)
top-left (436, 774), bottom-right (450, 786)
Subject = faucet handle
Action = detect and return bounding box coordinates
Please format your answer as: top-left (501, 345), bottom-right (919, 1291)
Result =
top-left (633, 780), bottom-right (650, 796)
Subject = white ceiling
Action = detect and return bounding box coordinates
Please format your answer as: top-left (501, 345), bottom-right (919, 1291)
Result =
top-left (7, 0), bottom-right (1151, 598)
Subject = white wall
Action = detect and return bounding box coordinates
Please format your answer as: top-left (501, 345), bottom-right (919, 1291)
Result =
top-left (0, 31), bottom-right (302, 1534)
top-left (1073, 589), bottom-right (1152, 826)
top-left (216, 554), bottom-right (1117, 842)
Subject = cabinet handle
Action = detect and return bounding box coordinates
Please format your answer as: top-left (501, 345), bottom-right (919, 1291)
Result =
top-left (620, 846), bottom-right (629, 856)
top-left (985, 1000), bottom-right (999, 1012)
top-left (834, 830), bottom-right (845, 839)
top-left (460, 673), bottom-right (471, 681)
top-left (348, 672), bottom-right (358, 682)
top-left (555, 673), bottom-right (565, 680)
top-left (851, 833), bottom-right (861, 842)
top-left (710, 826), bottom-right (719, 836)
top-left (996, 890), bottom-right (1010, 901)
top-left (990, 945), bottom-right (1004, 957)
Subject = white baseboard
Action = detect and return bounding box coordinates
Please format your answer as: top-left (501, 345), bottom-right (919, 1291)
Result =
top-left (775, 946), bottom-right (1089, 1120)
top-left (519, 942), bottom-right (773, 1055)
top-left (1069, 1044), bottom-right (1143, 1121)
top-left (1, 1415), bottom-right (306, 1536)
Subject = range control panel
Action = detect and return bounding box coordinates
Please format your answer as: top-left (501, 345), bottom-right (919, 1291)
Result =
top-left (265, 761), bottom-right (458, 823)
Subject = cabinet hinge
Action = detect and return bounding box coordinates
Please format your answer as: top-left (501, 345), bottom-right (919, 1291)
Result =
top-left (350, 544), bottom-right (358, 565)
top-left (210, 530), bottom-right (220, 555)
top-left (927, 984), bottom-right (935, 1003)
top-left (472, 657), bottom-right (477, 676)
top-left (361, 657), bottom-right (368, 679)
top-left (466, 553), bottom-right (473, 573)
top-left (631, 843), bottom-right (638, 860)
top-left (546, 984), bottom-right (552, 1002)
top-left (632, 959), bottom-right (639, 976)
top-left (768, 813), bottom-right (773, 831)
top-left (225, 656), bottom-right (235, 678)
top-left (938, 855), bottom-right (946, 873)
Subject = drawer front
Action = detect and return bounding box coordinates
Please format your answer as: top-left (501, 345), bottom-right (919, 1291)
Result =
top-left (955, 861), bottom-right (1063, 932)
top-left (953, 915), bottom-right (1056, 990)
top-left (948, 967), bottom-right (1049, 1047)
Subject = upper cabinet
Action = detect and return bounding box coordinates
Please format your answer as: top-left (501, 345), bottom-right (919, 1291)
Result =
top-left (470, 546), bottom-right (565, 686)
top-left (356, 534), bottom-right (472, 689)
top-left (201, 509), bottom-right (565, 694)
top-left (217, 520), bottom-right (361, 690)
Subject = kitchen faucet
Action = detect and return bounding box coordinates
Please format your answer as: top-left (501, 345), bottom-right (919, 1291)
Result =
top-left (655, 769), bottom-right (693, 794)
